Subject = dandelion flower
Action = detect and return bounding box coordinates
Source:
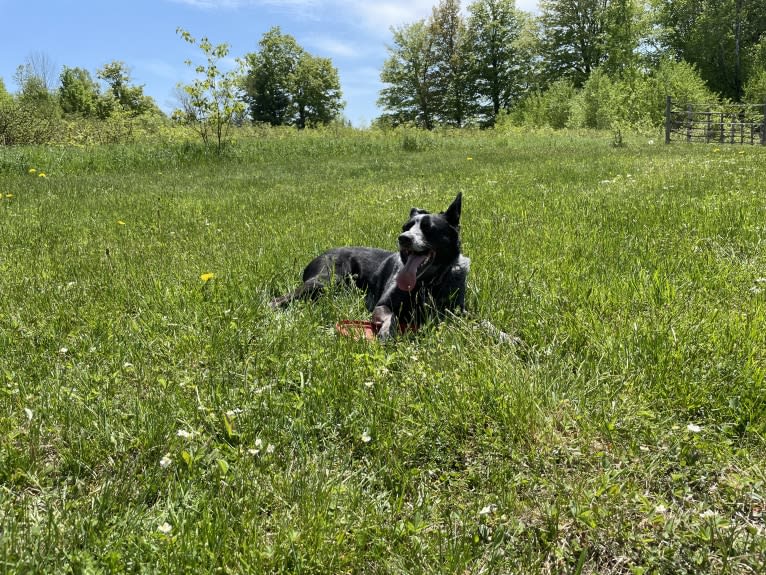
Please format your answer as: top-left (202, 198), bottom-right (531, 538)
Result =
top-left (466, 157), bottom-right (473, 161)
top-left (200, 272), bottom-right (215, 282)
top-left (157, 522), bottom-right (173, 534)
top-left (117, 220), bottom-right (126, 226)
top-left (160, 454), bottom-right (173, 468)
top-left (28, 168), bottom-right (36, 174)
top-left (5, 194), bottom-right (13, 199)
top-left (38, 173), bottom-right (47, 178)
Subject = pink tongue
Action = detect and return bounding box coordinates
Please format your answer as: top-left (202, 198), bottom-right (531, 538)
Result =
top-left (396, 253), bottom-right (428, 292)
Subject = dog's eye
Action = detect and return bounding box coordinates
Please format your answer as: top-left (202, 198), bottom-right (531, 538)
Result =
top-left (402, 221), bottom-right (414, 232)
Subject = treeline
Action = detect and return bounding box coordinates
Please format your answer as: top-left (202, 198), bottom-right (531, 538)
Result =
top-left (3, 0), bottom-right (766, 145)
top-left (377, 0), bottom-right (766, 130)
top-left (0, 27), bottom-right (343, 146)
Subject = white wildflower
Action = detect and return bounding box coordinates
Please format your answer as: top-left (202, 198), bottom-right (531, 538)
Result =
top-left (176, 429), bottom-right (193, 439)
top-left (24, 408), bottom-right (33, 421)
top-left (266, 443), bottom-right (275, 454)
top-left (479, 504), bottom-right (497, 516)
top-left (686, 423), bottom-right (702, 433)
top-left (159, 454), bottom-right (173, 469)
top-left (361, 430), bottom-right (372, 443)
top-left (157, 522), bottom-right (173, 534)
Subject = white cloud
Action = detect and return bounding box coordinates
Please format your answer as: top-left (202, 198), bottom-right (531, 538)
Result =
top-left (344, 1), bottom-right (436, 33)
top-left (305, 35), bottom-right (360, 58)
top-left (170, 0), bottom-right (318, 7)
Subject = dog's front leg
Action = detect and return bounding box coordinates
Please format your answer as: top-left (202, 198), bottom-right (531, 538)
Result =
top-left (372, 305), bottom-right (397, 341)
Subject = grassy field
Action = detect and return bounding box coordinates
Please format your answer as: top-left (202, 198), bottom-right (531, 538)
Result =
top-left (1, 129), bottom-right (764, 574)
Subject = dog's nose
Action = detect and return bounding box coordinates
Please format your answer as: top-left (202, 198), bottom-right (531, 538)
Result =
top-left (398, 234), bottom-right (412, 248)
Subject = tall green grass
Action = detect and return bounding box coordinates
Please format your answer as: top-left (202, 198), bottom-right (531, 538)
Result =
top-left (1, 130), bottom-right (764, 573)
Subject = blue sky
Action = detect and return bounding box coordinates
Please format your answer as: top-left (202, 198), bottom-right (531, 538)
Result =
top-left (0, 0), bottom-right (539, 126)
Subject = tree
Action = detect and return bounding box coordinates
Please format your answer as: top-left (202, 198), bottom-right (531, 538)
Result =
top-left (174, 28), bottom-right (246, 151)
top-left (243, 27), bottom-right (344, 127)
top-left (293, 53), bottom-right (344, 128)
top-left (244, 27), bottom-right (302, 125)
top-left (97, 61), bottom-right (159, 116)
top-left (59, 67), bottom-right (100, 117)
top-left (430, 0), bottom-right (474, 126)
top-left (467, 0), bottom-right (524, 124)
top-left (653, 0), bottom-right (766, 101)
top-left (539, 0), bottom-right (610, 86)
top-left (378, 20), bottom-right (439, 128)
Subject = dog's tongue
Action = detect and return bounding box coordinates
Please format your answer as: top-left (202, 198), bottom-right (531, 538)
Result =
top-left (396, 253), bottom-right (428, 292)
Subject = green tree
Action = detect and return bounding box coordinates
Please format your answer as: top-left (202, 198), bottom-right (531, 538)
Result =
top-left (97, 61), bottom-right (158, 116)
top-left (243, 27), bottom-right (343, 127)
top-left (430, 0), bottom-right (474, 126)
top-left (466, 0), bottom-right (523, 124)
top-left (539, 0), bottom-right (644, 87)
top-left (244, 27), bottom-right (302, 126)
top-left (0, 78), bottom-right (12, 107)
top-left (378, 20), bottom-right (439, 128)
top-left (653, 0), bottom-right (766, 101)
top-left (59, 67), bottom-right (100, 117)
top-left (292, 53), bottom-right (344, 128)
top-left (174, 28), bottom-right (246, 151)
top-left (539, 0), bottom-right (608, 86)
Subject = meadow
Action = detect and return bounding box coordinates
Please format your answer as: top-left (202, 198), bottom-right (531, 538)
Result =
top-left (0, 128), bottom-right (764, 574)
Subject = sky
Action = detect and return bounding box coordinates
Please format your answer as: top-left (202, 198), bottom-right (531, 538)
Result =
top-left (0, 0), bottom-right (539, 126)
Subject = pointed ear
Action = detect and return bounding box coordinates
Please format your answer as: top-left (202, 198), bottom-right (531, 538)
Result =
top-left (444, 193), bottom-right (462, 228)
top-left (409, 207), bottom-right (428, 218)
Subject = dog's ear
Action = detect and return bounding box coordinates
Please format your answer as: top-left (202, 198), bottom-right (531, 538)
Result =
top-left (409, 207), bottom-right (428, 218)
top-left (444, 193), bottom-right (462, 228)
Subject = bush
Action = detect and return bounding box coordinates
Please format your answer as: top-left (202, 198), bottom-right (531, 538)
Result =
top-left (743, 69), bottom-right (766, 105)
top-left (570, 69), bottom-right (617, 130)
top-left (508, 79), bottom-right (577, 129)
top-left (0, 99), bottom-right (62, 145)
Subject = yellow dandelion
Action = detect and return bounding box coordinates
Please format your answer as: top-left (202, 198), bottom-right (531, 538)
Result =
top-left (28, 168), bottom-right (36, 174)
top-left (713, 148), bottom-right (720, 153)
top-left (200, 272), bottom-right (215, 282)
top-left (38, 172), bottom-right (47, 178)
top-left (467, 157), bottom-right (473, 161)
top-left (117, 220), bottom-right (126, 226)
top-left (5, 194), bottom-right (14, 199)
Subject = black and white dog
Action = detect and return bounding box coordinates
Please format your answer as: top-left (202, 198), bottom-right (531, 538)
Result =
top-left (270, 193), bottom-right (470, 340)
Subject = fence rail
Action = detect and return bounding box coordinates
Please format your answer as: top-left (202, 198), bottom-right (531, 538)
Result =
top-left (664, 96), bottom-right (766, 145)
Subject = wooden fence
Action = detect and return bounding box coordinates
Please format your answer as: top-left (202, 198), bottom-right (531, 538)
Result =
top-left (664, 96), bottom-right (766, 145)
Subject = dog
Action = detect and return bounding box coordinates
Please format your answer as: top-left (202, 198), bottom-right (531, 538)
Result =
top-left (270, 193), bottom-right (470, 340)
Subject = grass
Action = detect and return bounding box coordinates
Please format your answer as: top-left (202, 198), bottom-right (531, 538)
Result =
top-left (0, 128), bottom-right (764, 574)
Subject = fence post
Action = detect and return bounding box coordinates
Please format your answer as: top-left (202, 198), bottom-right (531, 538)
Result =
top-left (665, 96), bottom-right (672, 144)
top-left (706, 108), bottom-right (711, 143)
top-left (686, 104), bottom-right (693, 142)
top-left (762, 99), bottom-right (766, 145)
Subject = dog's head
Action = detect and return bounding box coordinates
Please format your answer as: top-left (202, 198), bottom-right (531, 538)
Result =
top-left (396, 193), bottom-right (462, 292)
